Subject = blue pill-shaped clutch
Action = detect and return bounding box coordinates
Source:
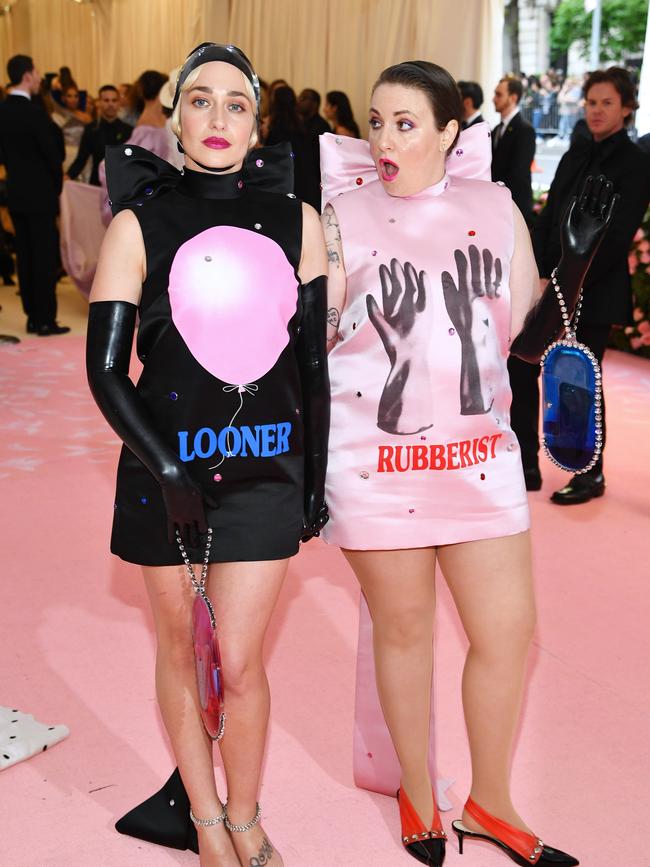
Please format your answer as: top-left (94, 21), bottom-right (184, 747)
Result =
top-left (540, 339), bottom-right (603, 473)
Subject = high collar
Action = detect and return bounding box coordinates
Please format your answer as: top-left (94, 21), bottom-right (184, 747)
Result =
top-left (572, 126), bottom-right (629, 160)
top-left (404, 172), bottom-right (450, 201)
top-left (178, 166), bottom-right (244, 199)
top-left (592, 127), bottom-right (629, 153)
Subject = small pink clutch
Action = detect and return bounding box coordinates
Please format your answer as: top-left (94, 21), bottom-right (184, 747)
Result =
top-left (192, 591), bottom-right (225, 741)
top-left (177, 528), bottom-right (226, 741)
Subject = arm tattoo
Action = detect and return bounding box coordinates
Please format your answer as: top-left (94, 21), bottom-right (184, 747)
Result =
top-left (327, 246), bottom-right (340, 265)
top-left (323, 203), bottom-right (342, 242)
top-left (327, 307), bottom-right (340, 328)
top-left (249, 835), bottom-right (274, 866)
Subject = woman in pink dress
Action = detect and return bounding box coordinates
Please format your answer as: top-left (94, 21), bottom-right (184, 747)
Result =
top-left (321, 61), bottom-right (614, 866)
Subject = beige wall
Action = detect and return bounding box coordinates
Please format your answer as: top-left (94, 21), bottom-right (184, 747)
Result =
top-left (1, 0), bottom-right (504, 132)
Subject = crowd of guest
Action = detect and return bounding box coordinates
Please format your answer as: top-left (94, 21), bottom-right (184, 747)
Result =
top-left (2, 55), bottom-right (649, 512)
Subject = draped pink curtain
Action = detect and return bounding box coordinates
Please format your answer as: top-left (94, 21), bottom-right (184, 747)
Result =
top-left (1, 0), bottom-right (504, 131)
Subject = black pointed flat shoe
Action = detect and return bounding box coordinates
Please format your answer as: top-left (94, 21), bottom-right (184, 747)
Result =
top-left (115, 767), bottom-right (198, 853)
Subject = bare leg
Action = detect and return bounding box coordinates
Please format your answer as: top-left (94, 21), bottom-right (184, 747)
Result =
top-left (344, 547), bottom-right (437, 826)
top-left (143, 565), bottom-right (239, 867)
top-left (437, 531), bottom-right (537, 833)
top-left (210, 558), bottom-right (289, 867)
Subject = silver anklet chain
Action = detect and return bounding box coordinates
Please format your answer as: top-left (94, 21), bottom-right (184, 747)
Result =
top-left (189, 804), bottom-right (226, 827)
top-left (224, 801), bottom-right (262, 833)
top-left (550, 267), bottom-right (582, 341)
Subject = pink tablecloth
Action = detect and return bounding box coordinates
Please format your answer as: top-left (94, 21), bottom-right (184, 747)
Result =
top-left (59, 180), bottom-right (106, 297)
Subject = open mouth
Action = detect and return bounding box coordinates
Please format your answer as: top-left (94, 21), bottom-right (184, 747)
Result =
top-left (379, 158), bottom-right (399, 182)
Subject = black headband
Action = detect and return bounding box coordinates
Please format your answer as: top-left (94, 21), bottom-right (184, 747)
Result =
top-left (172, 42), bottom-right (260, 111)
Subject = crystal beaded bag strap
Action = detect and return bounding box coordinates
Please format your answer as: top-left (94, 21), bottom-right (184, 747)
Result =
top-left (176, 529), bottom-right (226, 741)
top-left (539, 268), bottom-right (603, 473)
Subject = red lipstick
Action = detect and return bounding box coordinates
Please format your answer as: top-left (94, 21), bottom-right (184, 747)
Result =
top-left (379, 158), bottom-right (399, 182)
top-left (202, 137), bottom-right (231, 149)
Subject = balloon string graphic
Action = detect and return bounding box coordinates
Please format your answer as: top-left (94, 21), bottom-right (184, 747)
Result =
top-left (209, 383), bottom-right (259, 469)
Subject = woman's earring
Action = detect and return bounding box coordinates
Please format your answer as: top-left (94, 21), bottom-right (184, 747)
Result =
top-left (177, 141), bottom-right (185, 154)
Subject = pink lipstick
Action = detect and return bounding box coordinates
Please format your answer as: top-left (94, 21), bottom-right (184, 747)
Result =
top-left (202, 137), bottom-right (231, 149)
top-left (379, 158), bottom-right (399, 182)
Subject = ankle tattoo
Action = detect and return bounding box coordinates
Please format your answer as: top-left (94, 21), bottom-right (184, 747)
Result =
top-left (249, 836), bottom-right (274, 866)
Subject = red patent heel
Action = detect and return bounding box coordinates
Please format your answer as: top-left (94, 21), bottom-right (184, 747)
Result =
top-left (451, 797), bottom-right (578, 866)
top-left (397, 787), bottom-right (446, 866)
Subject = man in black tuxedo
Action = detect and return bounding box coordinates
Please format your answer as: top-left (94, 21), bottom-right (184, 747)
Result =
top-left (491, 76), bottom-right (536, 224)
top-left (509, 67), bottom-right (650, 503)
top-left (458, 81), bottom-right (484, 129)
top-left (67, 85), bottom-right (132, 185)
top-left (0, 55), bottom-right (68, 335)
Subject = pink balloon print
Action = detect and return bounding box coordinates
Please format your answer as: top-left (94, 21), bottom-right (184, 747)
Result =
top-left (168, 226), bottom-right (298, 385)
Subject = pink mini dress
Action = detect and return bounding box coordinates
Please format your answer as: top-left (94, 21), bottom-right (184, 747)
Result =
top-left (320, 125), bottom-right (529, 550)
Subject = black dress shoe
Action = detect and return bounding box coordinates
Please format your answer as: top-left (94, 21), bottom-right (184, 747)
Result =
top-left (26, 319), bottom-right (36, 334)
top-left (37, 322), bottom-right (71, 336)
top-left (523, 467), bottom-right (542, 491)
top-left (0, 334), bottom-right (20, 344)
top-left (551, 472), bottom-right (605, 505)
top-left (115, 768), bottom-right (198, 853)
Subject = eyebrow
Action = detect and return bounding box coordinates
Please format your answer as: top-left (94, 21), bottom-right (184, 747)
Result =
top-left (189, 86), bottom-right (249, 99)
top-left (369, 107), bottom-right (418, 117)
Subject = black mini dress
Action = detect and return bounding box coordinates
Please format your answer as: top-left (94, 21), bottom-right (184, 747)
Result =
top-left (107, 145), bottom-right (306, 566)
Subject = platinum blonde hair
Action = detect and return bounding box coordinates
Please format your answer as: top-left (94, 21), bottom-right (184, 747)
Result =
top-left (171, 65), bottom-right (259, 148)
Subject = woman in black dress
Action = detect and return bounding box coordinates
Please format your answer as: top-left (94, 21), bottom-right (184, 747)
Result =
top-left (86, 44), bottom-right (329, 867)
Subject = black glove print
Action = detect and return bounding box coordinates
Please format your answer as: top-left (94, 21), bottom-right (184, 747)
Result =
top-left (366, 258), bottom-right (434, 435)
top-left (442, 245), bottom-right (502, 415)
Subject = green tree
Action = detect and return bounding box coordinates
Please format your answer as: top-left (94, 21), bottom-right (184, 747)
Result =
top-left (551, 0), bottom-right (649, 63)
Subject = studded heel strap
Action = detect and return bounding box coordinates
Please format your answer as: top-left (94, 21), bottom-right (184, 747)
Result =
top-left (465, 797), bottom-right (543, 864)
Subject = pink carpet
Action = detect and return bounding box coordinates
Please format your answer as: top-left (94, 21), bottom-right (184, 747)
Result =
top-left (1, 336), bottom-right (648, 867)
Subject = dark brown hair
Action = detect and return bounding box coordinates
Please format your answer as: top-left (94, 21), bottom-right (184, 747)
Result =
top-left (500, 75), bottom-right (524, 104)
top-left (373, 61), bottom-right (462, 150)
top-left (136, 70), bottom-right (168, 105)
top-left (583, 66), bottom-right (638, 125)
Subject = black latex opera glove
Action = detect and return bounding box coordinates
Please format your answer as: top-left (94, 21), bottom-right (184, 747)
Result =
top-left (295, 275), bottom-right (331, 542)
top-left (511, 174), bottom-right (619, 363)
top-left (86, 300), bottom-right (210, 547)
